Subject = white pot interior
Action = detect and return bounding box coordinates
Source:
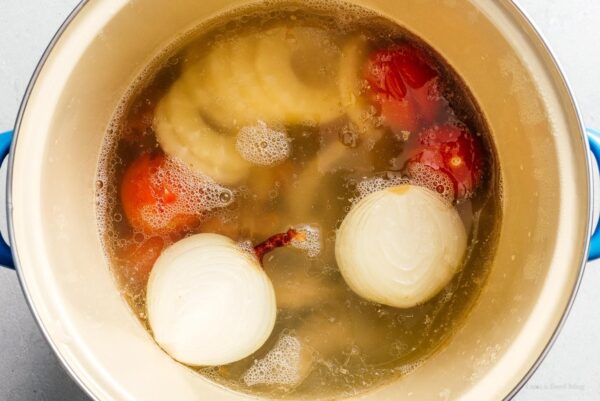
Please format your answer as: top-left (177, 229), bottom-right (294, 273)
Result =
top-left (10, 0), bottom-right (589, 400)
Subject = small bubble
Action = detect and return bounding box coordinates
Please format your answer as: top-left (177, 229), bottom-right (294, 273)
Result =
top-left (339, 125), bottom-right (359, 148)
top-left (219, 191), bottom-right (232, 203)
top-left (95, 180), bottom-right (104, 190)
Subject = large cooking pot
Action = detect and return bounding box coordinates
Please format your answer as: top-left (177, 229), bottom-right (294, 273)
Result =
top-left (1, 0), bottom-right (599, 400)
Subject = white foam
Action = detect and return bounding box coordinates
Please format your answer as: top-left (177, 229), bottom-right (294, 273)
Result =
top-left (236, 121), bottom-right (291, 166)
top-left (406, 163), bottom-right (455, 204)
top-left (397, 360), bottom-right (424, 376)
top-left (140, 157), bottom-right (234, 231)
top-left (291, 224), bottom-right (322, 258)
top-left (96, 124), bottom-right (122, 245)
top-left (354, 166), bottom-right (456, 206)
top-left (355, 176), bottom-right (409, 202)
top-left (243, 333), bottom-right (307, 387)
top-left (236, 239), bottom-right (255, 257)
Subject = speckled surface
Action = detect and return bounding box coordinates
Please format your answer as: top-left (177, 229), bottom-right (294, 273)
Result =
top-left (0, 1), bottom-right (599, 400)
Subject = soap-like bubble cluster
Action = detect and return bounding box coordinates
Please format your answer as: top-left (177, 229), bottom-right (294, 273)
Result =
top-left (291, 225), bottom-right (321, 257)
top-left (96, 123), bottom-right (126, 248)
top-left (140, 157), bottom-right (234, 230)
top-left (355, 176), bottom-right (409, 202)
top-left (236, 239), bottom-right (255, 257)
top-left (406, 163), bottom-right (455, 204)
top-left (243, 333), bottom-right (306, 387)
top-left (352, 167), bottom-right (455, 207)
top-left (236, 121), bottom-right (291, 166)
top-left (396, 360), bottom-right (424, 376)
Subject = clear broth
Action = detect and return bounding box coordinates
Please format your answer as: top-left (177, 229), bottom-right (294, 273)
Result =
top-left (96, 2), bottom-right (501, 399)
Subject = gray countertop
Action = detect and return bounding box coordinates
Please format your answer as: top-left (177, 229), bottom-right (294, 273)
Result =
top-left (1, 1), bottom-right (599, 400)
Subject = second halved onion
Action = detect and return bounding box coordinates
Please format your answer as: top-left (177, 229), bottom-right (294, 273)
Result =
top-left (335, 185), bottom-right (467, 308)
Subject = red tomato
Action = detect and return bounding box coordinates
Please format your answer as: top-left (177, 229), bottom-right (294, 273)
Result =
top-left (407, 124), bottom-right (485, 199)
top-left (392, 45), bottom-right (438, 88)
top-left (117, 236), bottom-right (165, 285)
top-left (120, 153), bottom-right (197, 235)
top-left (364, 44), bottom-right (444, 132)
top-left (379, 98), bottom-right (420, 133)
top-left (412, 79), bottom-right (443, 123)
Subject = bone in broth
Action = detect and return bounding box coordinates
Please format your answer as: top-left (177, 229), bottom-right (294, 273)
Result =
top-left (96, 2), bottom-right (501, 399)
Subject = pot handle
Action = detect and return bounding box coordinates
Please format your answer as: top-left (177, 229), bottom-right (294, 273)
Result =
top-left (587, 128), bottom-right (600, 261)
top-left (0, 130), bottom-right (14, 269)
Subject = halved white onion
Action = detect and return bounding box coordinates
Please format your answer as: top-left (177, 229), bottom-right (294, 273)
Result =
top-left (335, 185), bottom-right (467, 308)
top-left (146, 233), bottom-right (276, 366)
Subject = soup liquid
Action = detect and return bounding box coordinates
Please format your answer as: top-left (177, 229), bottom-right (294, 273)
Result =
top-left (97, 3), bottom-right (501, 399)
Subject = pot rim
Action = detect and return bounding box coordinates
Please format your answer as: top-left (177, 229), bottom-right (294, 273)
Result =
top-left (8, 2), bottom-right (99, 400)
top-left (6, 1), bottom-right (590, 401)
top-left (495, 1), bottom-right (590, 399)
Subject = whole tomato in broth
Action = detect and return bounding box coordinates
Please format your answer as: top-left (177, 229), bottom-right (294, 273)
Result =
top-left (364, 44), bottom-right (444, 132)
top-left (120, 153), bottom-right (198, 236)
top-left (407, 124), bottom-right (485, 200)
